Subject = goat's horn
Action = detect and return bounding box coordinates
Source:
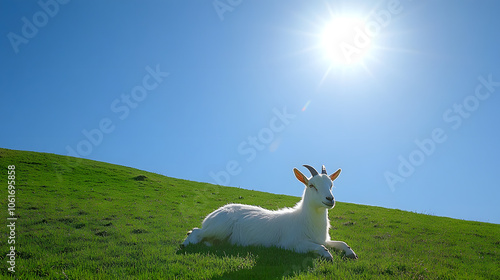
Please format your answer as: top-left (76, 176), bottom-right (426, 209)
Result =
top-left (321, 165), bottom-right (327, 174)
top-left (303, 165), bottom-right (319, 177)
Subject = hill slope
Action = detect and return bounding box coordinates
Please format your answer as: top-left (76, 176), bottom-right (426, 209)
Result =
top-left (0, 148), bottom-right (498, 279)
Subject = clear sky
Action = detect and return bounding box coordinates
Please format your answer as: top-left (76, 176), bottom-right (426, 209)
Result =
top-left (1, 0), bottom-right (499, 224)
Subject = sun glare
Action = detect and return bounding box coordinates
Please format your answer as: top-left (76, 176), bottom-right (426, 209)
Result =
top-left (321, 16), bottom-right (372, 66)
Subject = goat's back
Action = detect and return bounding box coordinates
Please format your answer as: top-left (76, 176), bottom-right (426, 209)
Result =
top-left (201, 203), bottom-right (303, 248)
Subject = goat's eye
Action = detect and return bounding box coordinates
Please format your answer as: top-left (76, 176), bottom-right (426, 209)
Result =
top-left (309, 185), bottom-right (318, 191)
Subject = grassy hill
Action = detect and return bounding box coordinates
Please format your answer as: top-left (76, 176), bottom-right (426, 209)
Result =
top-left (0, 148), bottom-right (498, 279)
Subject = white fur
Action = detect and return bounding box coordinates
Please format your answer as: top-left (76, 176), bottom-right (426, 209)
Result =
top-left (182, 165), bottom-right (357, 259)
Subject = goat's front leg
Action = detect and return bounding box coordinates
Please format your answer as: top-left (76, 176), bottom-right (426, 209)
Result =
top-left (326, 241), bottom-right (358, 259)
top-left (295, 240), bottom-right (333, 260)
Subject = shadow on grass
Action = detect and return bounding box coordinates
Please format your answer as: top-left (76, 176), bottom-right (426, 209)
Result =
top-left (177, 242), bottom-right (319, 279)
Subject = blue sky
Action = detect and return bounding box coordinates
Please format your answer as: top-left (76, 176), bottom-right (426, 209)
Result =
top-left (1, 0), bottom-right (499, 224)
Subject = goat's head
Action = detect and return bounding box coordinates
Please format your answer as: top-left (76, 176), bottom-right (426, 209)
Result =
top-left (293, 165), bottom-right (341, 209)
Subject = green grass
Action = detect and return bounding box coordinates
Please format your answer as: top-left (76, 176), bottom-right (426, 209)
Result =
top-left (0, 148), bottom-right (499, 279)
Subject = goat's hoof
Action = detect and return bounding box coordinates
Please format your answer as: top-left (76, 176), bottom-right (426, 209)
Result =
top-left (319, 246), bottom-right (333, 260)
top-left (323, 256), bottom-right (334, 262)
top-left (319, 253), bottom-right (333, 262)
top-left (345, 252), bottom-right (358, 259)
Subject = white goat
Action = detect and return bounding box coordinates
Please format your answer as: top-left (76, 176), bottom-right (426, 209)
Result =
top-left (182, 165), bottom-right (357, 259)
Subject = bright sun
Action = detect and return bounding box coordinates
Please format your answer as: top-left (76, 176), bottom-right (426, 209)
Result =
top-left (321, 16), bottom-right (373, 66)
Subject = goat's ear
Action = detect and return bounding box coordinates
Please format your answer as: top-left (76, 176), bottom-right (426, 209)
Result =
top-left (293, 168), bottom-right (308, 185)
top-left (329, 168), bottom-right (341, 181)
